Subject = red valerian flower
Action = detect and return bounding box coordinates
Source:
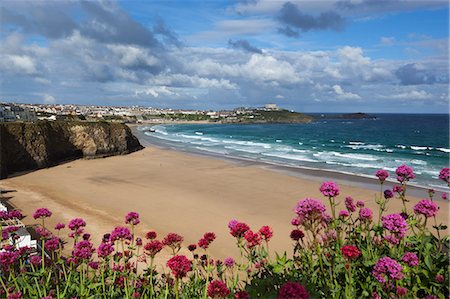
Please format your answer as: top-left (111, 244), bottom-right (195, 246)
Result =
top-left (341, 245), bottom-right (361, 260)
top-left (277, 282), bottom-right (309, 299)
top-left (33, 208), bottom-right (52, 220)
top-left (125, 212), bottom-right (140, 225)
top-left (207, 280), bottom-right (231, 298)
top-left (230, 222), bottom-right (250, 238)
top-left (166, 255), bottom-right (192, 279)
top-left (144, 240), bottom-right (164, 258)
top-left (259, 225), bottom-right (273, 241)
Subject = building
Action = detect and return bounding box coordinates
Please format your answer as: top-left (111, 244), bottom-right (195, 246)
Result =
top-left (0, 103), bottom-right (37, 122)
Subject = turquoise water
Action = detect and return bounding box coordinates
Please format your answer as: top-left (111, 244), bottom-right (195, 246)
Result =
top-left (138, 114), bottom-right (449, 190)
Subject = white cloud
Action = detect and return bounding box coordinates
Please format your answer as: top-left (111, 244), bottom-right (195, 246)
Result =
top-left (387, 90), bottom-right (433, 100)
top-left (332, 84), bottom-right (361, 100)
top-left (7, 55), bottom-right (38, 74)
top-left (43, 94), bottom-right (56, 103)
top-left (380, 36), bottom-right (395, 45)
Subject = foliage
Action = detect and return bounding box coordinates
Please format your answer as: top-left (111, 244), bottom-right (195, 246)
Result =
top-left (0, 165), bottom-right (449, 298)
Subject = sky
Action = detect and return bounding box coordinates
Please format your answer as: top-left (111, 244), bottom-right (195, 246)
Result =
top-left (0, 0), bottom-right (448, 113)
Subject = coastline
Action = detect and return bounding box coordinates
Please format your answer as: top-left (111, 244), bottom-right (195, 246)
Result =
top-left (1, 130), bottom-right (448, 259)
top-left (131, 125), bottom-right (449, 198)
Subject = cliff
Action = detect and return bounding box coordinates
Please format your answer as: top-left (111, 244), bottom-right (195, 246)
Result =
top-left (0, 121), bottom-right (143, 178)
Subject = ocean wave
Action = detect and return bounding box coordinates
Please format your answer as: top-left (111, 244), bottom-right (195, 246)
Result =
top-left (333, 152), bottom-right (378, 161)
top-left (195, 132), bottom-right (203, 135)
top-left (194, 147), bottom-right (229, 155)
top-left (349, 141), bottom-right (365, 145)
top-left (262, 152), bottom-right (318, 163)
top-left (437, 148), bottom-right (450, 153)
top-left (411, 159), bottom-right (427, 166)
top-left (396, 144), bottom-right (407, 149)
top-left (345, 144), bottom-right (384, 150)
top-left (411, 146), bottom-right (428, 150)
top-left (224, 145), bottom-right (263, 154)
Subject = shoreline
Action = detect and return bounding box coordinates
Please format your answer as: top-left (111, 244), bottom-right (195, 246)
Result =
top-left (1, 129), bottom-right (448, 259)
top-left (131, 125), bottom-right (449, 199)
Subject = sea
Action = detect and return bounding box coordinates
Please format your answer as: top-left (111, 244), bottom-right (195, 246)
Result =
top-left (137, 114), bottom-right (449, 191)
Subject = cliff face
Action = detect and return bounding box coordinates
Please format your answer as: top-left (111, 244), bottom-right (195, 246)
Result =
top-left (0, 121), bottom-right (143, 178)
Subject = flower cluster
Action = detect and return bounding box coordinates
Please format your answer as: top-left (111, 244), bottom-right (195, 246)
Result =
top-left (144, 240), bottom-right (164, 257)
top-left (97, 242), bottom-right (114, 258)
top-left (166, 255), bottom-right (192, 279)
top-left (33, 208), bottom-right (52, 220)
top-left (110, 226), bottom-right (133, 242)
top-left (125, 212), bottom-right (140, 225)
top-left (375, 170), bottom-right (389, 183)
top-left (439, 167), bottom-right (449, 184)
top-left (319, 181), bottom-right (340, 197)
top-left (277, 282), bottom-right (309, 299)
top-left (345, 196), bottom-right (356, 212)
top-left (382, 213), bottom-right (408, 244)
top-left (198, 232), bottom-right (216, 249)
top-left (244, 230), bottom-right (262, 248)
top-left (395, 164), bottom-right (416, 183)
top-left (229, 221), bottom-right (250, 238)
top-left (294, 198), bottom-right (327, 225)
top-left (402, 252), bottom-right (419, 267)
top-left (372, 257), bottom-right (404, 284)
top-left (413, 199), bottom-right (439, 218)
top-left (207, 280), bottom-right (230, 298)
top-left (73, 240), bottom-right (95, 260)
top-left (341, 245), bottom-right (361, 260)
top-left (259, 225), bottom-right (273, 241)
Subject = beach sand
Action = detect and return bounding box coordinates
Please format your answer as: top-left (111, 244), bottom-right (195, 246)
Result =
top-left (1, 146), bottom-right (448, 262)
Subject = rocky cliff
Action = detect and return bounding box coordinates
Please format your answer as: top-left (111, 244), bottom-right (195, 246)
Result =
top-left (0, 121), bottom-right (143, 178)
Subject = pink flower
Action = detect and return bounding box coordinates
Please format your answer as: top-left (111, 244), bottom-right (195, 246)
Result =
top-left (259, 226), bottom-right (273, 241)
top-left (345, 196), bottom-right (356, 212)
top-left (442, 193), bottom-right (448, 200)
top-left (207, 280), bottom-right (230, 298)
top-left (110, 227), bottom-right (132, 242)
top-left (320, 181), bottom-right (340, 197)
top-left (97, 242), bottom-right (114, 258)
top-left (166, 255), bottom-right (192, 278)
top-left (0, 250), bottom-right (19, 269)
top-left (294, 198), bottom-right (326, 224)
top-left (8, 210), bottom-right (22, 219)
top-left (230, 222), bottom-right (250, 238)
top-left (244, 230), bottom-right (262, 248)
top-left (402, 252), bottom-right (419, 267)
top-left (356, 200), bottom-right (365, 208)
top-left (291, 218), bottom-right (300, 226)
top-left (382, 214), bottom-right (408, 244)
top-left (224, 257), bottom-right (235, 267)
top-left (396, 286), bottom-right (407, 297)
top-left (162, 233), bottom-right (183, 250)
top-left (375, 170), bottom-right (389, 183)
top-left (55, 223), bottom-right (65, 230)
top-left (372, 256), bottom-right (403, 283)
top-left (125, 212), bottom-right (140, 225)
top-left (227, 219), bottom-right (238, 230)
top-left (187, 244), bottom-right (197, 251)
top-left (384, 190), bottom-right (394, 199)
top-left (45, 237), bottom-right (60, 252)
top-left (33, 208), bottom-right (52, 220)
top-left (439, 167), bottom-right (450, 184)
top-left (393, 185), bottom-right (404, 195)
top-left (413, 199), bottom-right (439, 218)
top-left (435, 274), bottom-right (445, 283)
top-left (73, 240), bottom-right (95, 260)
top-left (88, 261), bottom-right (99, 270)
top-left (144, 240), bottom-right (164, 257)
top-left (339, 210), bottom-right (349, 218)
top-left (68, 218), bottom-right (86, 231)
top-left (290, 229), bottom-right (304, 241)
top-left (341, 245), bottom-right (361, 260)
top-left (359, 208), bottom-right (373, 221)
top-left (146, 231), bottom-right (157, 240)
top-left (395, 164), bottom-right (416, 183)
top-left (277, 282), bottom-right (309, 299)
top-left (29, 255), bottom-right (41, 266)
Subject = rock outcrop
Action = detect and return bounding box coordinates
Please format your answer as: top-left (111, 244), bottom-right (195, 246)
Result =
top-left (0, 121), bottom-right (143, 178)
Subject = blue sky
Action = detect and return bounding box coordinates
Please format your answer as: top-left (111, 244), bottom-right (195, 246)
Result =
top-left (0, 0), bottom-right (448, 112)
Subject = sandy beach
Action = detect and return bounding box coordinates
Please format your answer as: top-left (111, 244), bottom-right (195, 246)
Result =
top-left (1, 146), bottom-right (448, 262)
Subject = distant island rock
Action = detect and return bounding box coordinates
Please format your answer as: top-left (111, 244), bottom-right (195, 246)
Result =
top-left (223, 109), bottom-right (314, 124)
top-left (0, 121), bottom-right (143, 178)
top-left (314, 113), bottom-right (376, 120)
